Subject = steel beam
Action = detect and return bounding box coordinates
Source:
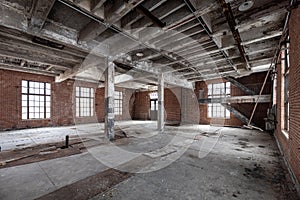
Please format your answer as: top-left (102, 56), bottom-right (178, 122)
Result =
top-left (199, 95), bottom-right (271, 104)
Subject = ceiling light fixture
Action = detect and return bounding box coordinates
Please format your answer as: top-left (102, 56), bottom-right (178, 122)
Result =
top-left (238, 0), bottom-right (254, 12)
top-left (136, 52), bottom-right (144, 57)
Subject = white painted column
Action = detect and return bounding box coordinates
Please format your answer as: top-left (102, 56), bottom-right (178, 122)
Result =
top-left (105, 59), bottom-right (115, 141)
top-left (158, 73), bottom-right (164, 132)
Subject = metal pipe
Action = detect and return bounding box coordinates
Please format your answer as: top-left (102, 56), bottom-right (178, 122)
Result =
top-left (65, 135), bottom-right (69, 148)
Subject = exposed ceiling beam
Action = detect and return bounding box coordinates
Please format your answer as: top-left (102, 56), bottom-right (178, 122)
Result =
top-left (121, 0), bottom-right (168, 28)
top-left (78, 0), bottom-right (144, 42)
top-left (29, 0), bottom-right (56, 30)
top-left (218, 0), bottom-right (250, 70)
top-left (91, 0), bottom-right (106, 12)
top-left (115, 72), bottom-right (154, 84)
top-left (113, 59), bottom-right (193, 89)
top-left (0, 2), bottom-right (110, 57)
top-left (131, 0), bottom-right (185, 30)
top-left (55, 55), bottom-right (106, 82)
top-left (78, 21), bottom-right (107, 42)
top-left (0, 44), bottom-right (75, 70)
top-left (213, 1), bottom-right (288, 35)
top-left (0, 63), bottom-right (59, 77)
top-left (0, 34), bottom-right (84, 64)
top-left (135, 5), bottom-right (166, 27)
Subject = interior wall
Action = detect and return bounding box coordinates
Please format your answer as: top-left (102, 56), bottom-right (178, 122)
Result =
top-left (0, 69), bottom-right (133, 130)
top-left (132, 88), bottom-right (183, 122)
top-left (195, 72), bottom-right (271, 128)
top-left (275, 5), bottom-right (300, 190)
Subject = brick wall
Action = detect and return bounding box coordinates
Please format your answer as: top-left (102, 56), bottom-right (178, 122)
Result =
top-left (275, 5), bottom-right (300, 188)
top-left (115, 87), bottom-right (135, 121)
top-left (132, 87), bottom-right (199, 124)
top-left (132, 91), bottom-right (150, 120)
top-left (164, 88), bottom-right (181, 122)
top-left (195, 72), bottom-right (271, 128)
top-left (0, 69), bottom-right (134, 130)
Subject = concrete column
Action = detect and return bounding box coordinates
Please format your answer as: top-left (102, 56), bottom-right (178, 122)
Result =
top-left (105, 59), bottom-right (115, 141)
top-left (158, 73), bottom-right (164, 131)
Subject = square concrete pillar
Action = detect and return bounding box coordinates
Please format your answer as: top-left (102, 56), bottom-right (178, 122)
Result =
top-left (105, 59), bottom-right (115, 141)
top-left (157, 73), bottom-right (164, 132)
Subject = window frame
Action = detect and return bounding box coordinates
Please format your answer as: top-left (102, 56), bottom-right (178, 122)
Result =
top-left (150, 99), bottom-right (158, 111)
top-left (150, 92), bottom-right (158, 111)
top-left (21, 80), bottom-right (51, 120)
top-left (282, 41), bottom-right (290, 132)
top-left (114, 91), bottom-right (123, 115)
top-left (207, 82), bottom-right (231, 119)
top-left (75, 87), bottom-right (95, 117)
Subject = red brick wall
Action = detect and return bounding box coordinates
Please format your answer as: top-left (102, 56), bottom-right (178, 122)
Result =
top-left (0, 69), bottom-right (55, 129)
top-left (73, 80), bottom-right (99, 125)
top-left (196, 78), bottom-right (243, 127)
top-left (95, 87), bottom-right (105, 122)
top-left (196, 72), bottom-right (271, 128)
top-left (132, 87), bottom-right (199, 123)
top-left (275, 5), bottom-right (300, 187)
top-left (164, 88), bottom-right (181, 122)
top-left (0, 69), bottom-right (133, 130)
top-left (132, 91), bottom-right (150, 120)
top-left (115, 87), bottom-right (135, 121)
top-left (181, 87), bottom-right (200, 124)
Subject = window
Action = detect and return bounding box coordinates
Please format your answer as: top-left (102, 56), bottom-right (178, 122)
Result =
top-left (114, 91), bottom-right (123, 115)
top-left (21, 80), bottom-right (51, 119)
top-left (150, 100), bottom-right (158, 111)
top-left (282, 41), bottom-right (290, 131)
top-left (207, 82), bottom-right (230, 118)
top-left (76, 87), bottom-right (94, 117)
top-left (150, 92), bottom-right (158, 111)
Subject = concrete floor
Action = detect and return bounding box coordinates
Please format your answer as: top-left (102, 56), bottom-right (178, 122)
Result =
top-left (0, 121), bottom-right (298, 200)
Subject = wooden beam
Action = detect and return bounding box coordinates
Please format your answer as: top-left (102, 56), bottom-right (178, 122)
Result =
top-left (213, 1), bottom-right (288, 35)
top-left (30, 0), bottom-right (56, 30)
top-left (131, 0), bottom-right (184, 30)
top-left (0, 63), bottom-right (58, 77)
top-left (0, 34), bottom-right (84, 64)
top-left (0, 4), bottom-right (109, 57)
top-left (121, 0), bottom-right (167, 28)
top-left (135, 5), bottom-right (165, 27)
top-left (79, 0), bottom-right (144, 42)
top-left (218, 0), bottom-right (250, 70)
top-left (91, 0), bottom-right (106, 11)
top-left (0, 44), bottom-right (75, 69)
top-left (78, 21), bottom-right (107, 42)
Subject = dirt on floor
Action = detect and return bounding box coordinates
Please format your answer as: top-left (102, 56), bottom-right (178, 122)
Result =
top-left (36, 168), bottom-right (132, 200)
top-left (0, 132), bottom-right (129, 169)
top-left (0, 136), bottom-right (87, 168)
